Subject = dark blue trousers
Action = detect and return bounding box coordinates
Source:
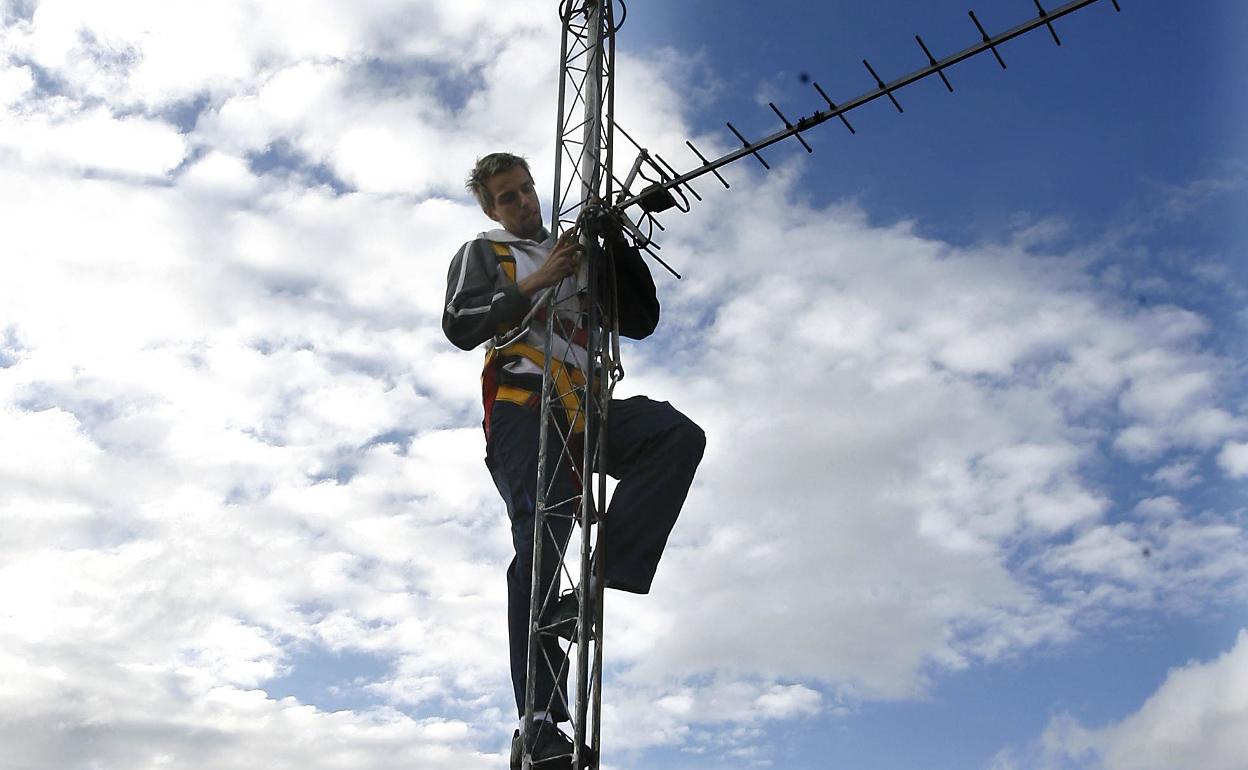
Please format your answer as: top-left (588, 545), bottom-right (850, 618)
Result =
top-left (485, 395), bottom-right (705, 720)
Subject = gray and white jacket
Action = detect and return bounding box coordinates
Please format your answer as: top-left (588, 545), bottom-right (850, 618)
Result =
top-left (442, 225), bottom-right (660, 393)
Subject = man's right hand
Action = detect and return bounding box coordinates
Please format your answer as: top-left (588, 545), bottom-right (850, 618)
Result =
top-left (518, 229), bottom-right (582, 296)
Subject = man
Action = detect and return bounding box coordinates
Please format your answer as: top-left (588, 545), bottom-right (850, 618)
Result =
top-left (442, 153), bottom-right (705, 766)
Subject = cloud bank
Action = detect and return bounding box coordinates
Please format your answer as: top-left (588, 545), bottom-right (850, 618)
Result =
top-left (1, 1), bottom-right (1244, 768)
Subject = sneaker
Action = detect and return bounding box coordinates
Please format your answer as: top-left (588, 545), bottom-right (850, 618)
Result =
top-left (533, 722), bottom-right (574, 767)
top-left (545, 589), bottom-right (595, 642)
top-left (514, 723), bottom-right (598, 770)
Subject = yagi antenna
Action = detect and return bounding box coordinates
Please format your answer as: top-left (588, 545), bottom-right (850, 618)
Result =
top-left (611, 0), bottom-right (1122, 264)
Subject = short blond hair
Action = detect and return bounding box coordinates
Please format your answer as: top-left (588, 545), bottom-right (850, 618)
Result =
top-left (465, 152), bottom-right (531, 211)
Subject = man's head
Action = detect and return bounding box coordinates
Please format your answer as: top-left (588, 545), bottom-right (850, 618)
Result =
top-left (466, 152), bottom-right (544, 240)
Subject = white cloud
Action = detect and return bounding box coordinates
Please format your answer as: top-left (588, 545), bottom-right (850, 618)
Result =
top-left (1133, 496), bottom-right (1183, 519)
top-left (180, 150), bottom-right (262, 197)
top-left (0, 104), bottom-right (187, 175)
top-left (1040, 630), bottom-right (1248, 770)
top-left (1218, 441), bottom-right (1248, 478)
top-left (1043, 524), bottom-right (1153, 585)
top-left (8, 0), bottom-right (553, 106)
top-left (0, 404), bottom-right (100, 492)
top-left (0, 60), bottom-right (33, 105)
top-left (601, 678), bottom-right (823, 753)
top-left (1150, 457), bottom-right (1201, 490)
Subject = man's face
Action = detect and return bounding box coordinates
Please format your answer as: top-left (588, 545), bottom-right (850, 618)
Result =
top-left (483, 165), bottom-right (543, 240)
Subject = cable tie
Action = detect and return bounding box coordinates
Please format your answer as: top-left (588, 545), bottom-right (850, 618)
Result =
top-left (769, 102), bottom-right (814, 152)
top-left (812, 81), bottom-right (856, 133)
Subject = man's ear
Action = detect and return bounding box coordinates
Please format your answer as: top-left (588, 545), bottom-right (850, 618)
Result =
top-left (484, 204), bottom-right (500, 223)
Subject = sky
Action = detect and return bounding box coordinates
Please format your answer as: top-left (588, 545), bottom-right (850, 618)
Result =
top-left (1, 1), bottom-right (1246, 769)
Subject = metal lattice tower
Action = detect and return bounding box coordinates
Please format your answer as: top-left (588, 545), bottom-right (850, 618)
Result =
top-left (518, 1), bottom-right (1121, 767)
top-left (521, 1), bottom-right (616, 767)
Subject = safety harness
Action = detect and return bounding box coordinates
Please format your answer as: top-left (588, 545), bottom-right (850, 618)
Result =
top-left (481, 241), bottom-right (588, 440)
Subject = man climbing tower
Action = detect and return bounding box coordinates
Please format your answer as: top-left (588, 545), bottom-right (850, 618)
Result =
top-left (442, 152), bottom-right (705, 766)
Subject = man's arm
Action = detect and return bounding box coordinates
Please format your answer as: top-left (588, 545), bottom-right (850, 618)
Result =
top-left (442, 236), bottom-right (583, 351)
top-left (442, 239), bottom-right (529, 351)
top-left (606, 234), bottom-right (660, 340)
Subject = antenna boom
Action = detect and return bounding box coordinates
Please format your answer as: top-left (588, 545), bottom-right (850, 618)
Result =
top-left (615, 0), bottom-right (1118, 212)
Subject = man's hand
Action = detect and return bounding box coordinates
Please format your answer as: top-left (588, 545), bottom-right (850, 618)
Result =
top-left (518, 229), bottom-right (582, 296)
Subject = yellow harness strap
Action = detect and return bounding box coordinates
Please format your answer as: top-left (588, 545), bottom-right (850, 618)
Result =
top-left (482, 240), bottom-right (585, 432)
top-left (490, 241), bottom-right (516, 283)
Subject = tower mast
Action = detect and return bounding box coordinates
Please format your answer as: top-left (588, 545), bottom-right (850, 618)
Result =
top-left (521, 1), bottom-right (616, 767)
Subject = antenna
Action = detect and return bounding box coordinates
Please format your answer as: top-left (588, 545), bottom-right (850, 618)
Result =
top-left (515, 1), bottom-right (1124, 767)
top-left (610, 0), bottom-right (1122, 257)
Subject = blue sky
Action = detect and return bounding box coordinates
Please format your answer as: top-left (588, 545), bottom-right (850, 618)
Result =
top-left (1, 2), bottom-right (1245, 769)
top-left (628, 3), bottom-right (1243, 763)
top-left (613, 6), bottom-right (1247, 766)
top-left (631, 0), bottom-right (1244, 243)
top-left (624, 0), bottom-right (1248, 407)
